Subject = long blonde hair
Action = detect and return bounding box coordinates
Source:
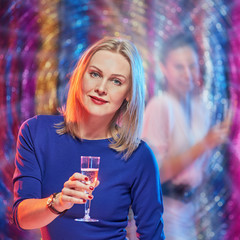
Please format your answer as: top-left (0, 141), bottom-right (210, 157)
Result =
top-left (57, 37), bottom-right (145, 159)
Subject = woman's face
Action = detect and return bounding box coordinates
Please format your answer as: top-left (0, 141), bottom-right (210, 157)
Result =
top-left (161, 46), bottom-right (200, 97)
top-left (81, 50), bottom-right (131, 120)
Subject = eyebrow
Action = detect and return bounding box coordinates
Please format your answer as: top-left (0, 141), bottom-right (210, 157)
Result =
top-left (88, 65), bottom-right (127, 80)
top-left (89, 66), bottom-right (103, 74)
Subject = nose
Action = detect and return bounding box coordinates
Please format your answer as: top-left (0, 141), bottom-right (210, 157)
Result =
top-left (94, 79), bottom-right (107, 95)
top-left (183, 67), bottom-right (193, 86)
top-left (183, 67), bottom-right (192, 79)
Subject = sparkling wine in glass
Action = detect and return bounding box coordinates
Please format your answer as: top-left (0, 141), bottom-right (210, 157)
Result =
top-left (75, 156), bottom-right (100, 222)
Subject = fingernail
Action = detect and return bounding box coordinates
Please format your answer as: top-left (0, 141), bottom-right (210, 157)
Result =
top-left (84, 177), bottom-right (89, 181)
top-left (88, 195), bottom-right (93, 200)
top-left (83, 199), bottom-right (86, 203)
top-left (89, 186), bottom-right (94, 191)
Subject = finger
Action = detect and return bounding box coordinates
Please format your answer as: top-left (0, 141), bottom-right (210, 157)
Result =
top-left (95, 180), bottom-right (100, 188)
top-left (217, 130), bottom-right (229, 143)
top-left (213, 122), bottom-right (222, 130)
top-left (215, 131), bottom-right (228, 142)
top-left (61, 194), bottom-right (87, 204)
top-left (226, 107), bottom-right (233, 120)
top-left (64, 179), bottom-right (93, 192)
top-left (222, 107), bottom-right (233, 127)
top-left (221, 117), bottom-right (231, 128)
top-left (62, 187), bottom-right (94, 201)
top-left (69, 172), bottom-right (89, 182)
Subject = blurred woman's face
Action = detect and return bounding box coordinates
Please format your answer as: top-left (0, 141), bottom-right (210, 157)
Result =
top-left (161, 46), bottom-right (200, 98)
top-left (81, 50), bottom-right (131, 121)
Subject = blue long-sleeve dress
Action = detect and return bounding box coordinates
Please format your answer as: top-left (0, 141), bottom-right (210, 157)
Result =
top-left (13, 115), bottom-right (164, 240)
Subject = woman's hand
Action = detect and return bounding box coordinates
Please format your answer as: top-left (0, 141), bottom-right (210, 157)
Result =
top-left (16, 173), bottom-right (100, 229)
top-left (53, 173), bottom-right (100, 212)
top-left (203, 112), bottom-right (232, 150)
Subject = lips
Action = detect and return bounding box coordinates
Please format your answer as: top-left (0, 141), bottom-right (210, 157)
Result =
top-left (89, 96), bottom-right (108, 105)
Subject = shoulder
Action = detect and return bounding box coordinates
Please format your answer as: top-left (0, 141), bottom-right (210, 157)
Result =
top-left (146, 95), bottom-right (163, 109)
top-left (21, 115), bottom-right (63, 126)
top-left (19, 115), bottom-right (64, 135)
top-left (145, 93), bottom-right (173, 114)
top-left (129, 140), bottom-right (160, 177)
top-left (144, 94), bottom-right (174, 125)
top-left (138, 140), bottom-right (154, 154)
top-left (133, 140), bottom-right (158, 165)
top-left (147, 93), bottom-right (172, 105)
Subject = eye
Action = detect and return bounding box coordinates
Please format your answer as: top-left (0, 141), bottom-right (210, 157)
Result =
top-left (90, 71), bottom-right (101, 78)
top-left (112, 78), bottom-right (122, 86)
top-left (175, 64), bottom-right (184, 71)
top-left (190, 64), bottom-right (198, 70)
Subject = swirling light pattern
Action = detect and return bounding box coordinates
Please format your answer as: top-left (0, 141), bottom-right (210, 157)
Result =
top-left (224, 0), bottom-right (240, 239)
top-left (0, 0), bottom-right (239, 239)
top-left (0, 1), bottom-right (9, 170)
top-left (0, 1), bottom-right (10, 237)
top-left (36, 0), bottom-right (59, 114)
top-left (57, 0), bottom-right (91, 106)
top-left (18, 0), bottom-right (39, 122)
top-left (1, 1), bottom-right (40, 239)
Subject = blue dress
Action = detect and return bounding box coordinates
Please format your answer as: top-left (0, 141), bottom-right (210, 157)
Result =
top-left (13, 115), bottom-right (165, 240)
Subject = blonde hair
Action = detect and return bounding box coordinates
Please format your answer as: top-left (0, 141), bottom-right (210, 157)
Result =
top-left (57, 37), bottom-right (145, 159)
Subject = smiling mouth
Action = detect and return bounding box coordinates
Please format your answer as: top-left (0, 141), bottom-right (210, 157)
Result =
top-left (90, 96), bottom-right (108, 105)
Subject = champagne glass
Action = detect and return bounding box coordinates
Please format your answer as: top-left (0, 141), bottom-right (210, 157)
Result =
top-left (75, 156), bottom-right (100, 222)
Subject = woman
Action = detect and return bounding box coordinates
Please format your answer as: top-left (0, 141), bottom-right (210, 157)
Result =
top-left (142, 33), bottom-right (230, 240)
top-left (12, 37), bottom-right (165, 240)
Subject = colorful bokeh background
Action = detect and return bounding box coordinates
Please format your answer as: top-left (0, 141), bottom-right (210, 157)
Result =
top-left (0, 0), bottom-right (240, 239)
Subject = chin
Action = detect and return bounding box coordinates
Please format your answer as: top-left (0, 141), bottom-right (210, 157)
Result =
top-left (88, 109), bottom-right (115, 119)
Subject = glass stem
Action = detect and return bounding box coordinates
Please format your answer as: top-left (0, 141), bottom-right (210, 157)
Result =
top-left (84, 200), bottom-right (91, 219)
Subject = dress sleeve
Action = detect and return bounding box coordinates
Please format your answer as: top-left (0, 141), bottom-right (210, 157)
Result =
top-left (131, 143), bottom-right (165, 240)
top-left (142, 96), bottom-right (172, 167)
top-left (12, 117), bottom-right (42, 229)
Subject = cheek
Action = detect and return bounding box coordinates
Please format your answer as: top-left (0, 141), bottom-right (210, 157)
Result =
top-left (192, 70), bottom-right (200, 80)
top-left (166, 72), bottom-right (179, 85)
top-left (82, 77), bottom-right (92, 93)
top-left (165, 66), bottom-right (179, 80)
top-left (110, 89), bottom-right (128, 105)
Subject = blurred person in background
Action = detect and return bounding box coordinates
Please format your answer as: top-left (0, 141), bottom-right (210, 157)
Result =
top-left (142, 32), bottom-right (231, 240)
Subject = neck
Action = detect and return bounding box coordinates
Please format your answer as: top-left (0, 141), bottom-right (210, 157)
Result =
top-left (76, 114), bottom-right (112, 140)
top-left (168, 90), bottom-right (192, 124)
top-left (168, 89), bottom-right (189, 104)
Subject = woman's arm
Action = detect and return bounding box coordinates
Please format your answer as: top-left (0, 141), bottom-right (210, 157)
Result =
top-left (143, 96), bottom-right (231, 183)
top-left (16, 173), bottom-right (97, 229)
top-left (17, 197), bottom-right (59, 229)
top-left (160, 119), bottom-right (230, 182)
top-left (13, 117), bottom-right (98, 230)
top-left (131, 144), bottom-right (165, 240)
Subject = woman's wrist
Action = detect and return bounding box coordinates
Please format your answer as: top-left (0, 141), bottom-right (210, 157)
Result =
top-left (47, 193), bottom-right (67, 215)
top-left (200, 133), bottom-right (214, 151)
